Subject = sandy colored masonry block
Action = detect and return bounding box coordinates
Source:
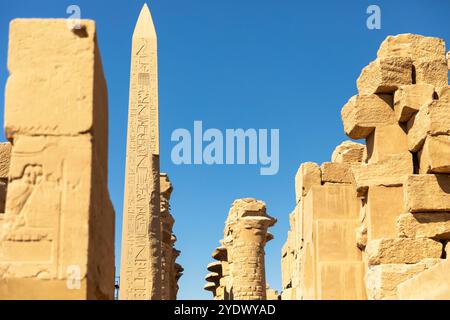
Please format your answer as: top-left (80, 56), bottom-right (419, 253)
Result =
top-left (397, 259), bottom-right (450, 299)
top-left (314, 219), bottom-right (361, 262)
top-left (357, 57), bottom-right (413, 95)
top-left (351, 153), bottom-right (413, 195)
top-left (0, 142), bottom-right (11, 179)
top-left (404, 174), bottom-right (450, 212)
top-left (365, 124), bottom-right (408, 164)
top-left (407, 100), bottom-right (450, 152)
top-left (341, 94), bottom-right (396, 140)
top-left (377, 34), bottom-right (446, 61)
top-left (331, 141), bottom-right (365, 164)
top-left (366, 238), bottom-right (442, 265)
top-left (294, 162), bottom-right (321, 203)
top-left (303, 185), bottom-right (360, 239)
top-left (0, 19), bottom-right (114, 300)
top-left (418, 135), bottom-right (450, 174)
top-left (393, 84), bottom-right (435, 123)
top-left (317, 262), bottom-right (366, 300)
top-left (366, 259), bottom-right (441, 300)
top-left (320, 162), bottom-right (353, 184)
top-left (436, 86), bottom-right (450, 102)
top-left (414, 59), bottom-right (448, 88)
top-left (397, 212), bottom-right (450, 240)
top-left (366, 186), bottom-right (404, 241)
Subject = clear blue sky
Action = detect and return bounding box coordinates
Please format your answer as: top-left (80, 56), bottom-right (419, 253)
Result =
top-left (0, 0), bottom-right (449, 299)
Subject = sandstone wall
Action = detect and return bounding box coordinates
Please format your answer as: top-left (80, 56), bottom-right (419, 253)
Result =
top-left (281, 33), bottom-right (450, 300)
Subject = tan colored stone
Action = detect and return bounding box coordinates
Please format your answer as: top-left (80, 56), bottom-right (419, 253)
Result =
top-left (351, 153), bottom-right (413, 195)
top-left (357, 57), bottom-right (413, 95)
top-left (366, 259), bottom-right (441, 300)
top-left (393, 84), bottom-right (435, 122)
top-left (320, 162), bottom-right (353, 184)
top-left (294, 162), bottom-right (321, 203)
top-left (303, 185), bottom-right (360, 242)
top-left (436, 85), bottom-right (450, 102)
top-left (0, 19), bottom-right (114, 300)
top-left (314, 219), bottom-right (361, 262)
top-left (119, 4), bottom-right (162, 300)
top-left (397, 212), bottom-right (450, 239)
top-left (377, 34), bottom-right (446, 61)
top-left (365, 124), bottom-right (408, 163)
top-left (415, 59), bottom-right (448, 87)
top-left (397, 259), bottom-right (450, 299)
top-left (407, 100), bottom-right (450, 152)
top-left (404, 174), bottom-right (450, 212)
top-left (331, 141), bottom-right (365, 164)
top-left (0, 143), bottom-right (11, 179)
top-left (418, 135), bottom-right (450, 173)
top-left (341, 94), bottom-right (396, 139)
top-left (366, 186), bottom-right (404, 241)
top-left (317, 262), bottom-right (366, 300)
top-left (366, 238), bottom-right (442, 265)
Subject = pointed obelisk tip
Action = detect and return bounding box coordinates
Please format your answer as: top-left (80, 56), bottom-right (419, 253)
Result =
top-left (133, 2), bottom-right (156, 38)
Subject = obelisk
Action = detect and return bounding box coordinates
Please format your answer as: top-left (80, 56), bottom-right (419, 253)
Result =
top-left (119, 3), bottom-right (162, 300)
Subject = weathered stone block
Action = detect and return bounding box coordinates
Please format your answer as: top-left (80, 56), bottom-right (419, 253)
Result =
top-left (331, 141), bottom-right (365, 164)
top-left (407, 100), bottom-right (450, 152)
top-left (418, 135), bottom-right (450, 173)
top-left (404, 174), bottom-right (450, 212)
top-left (0, 142), bottom-right (11, 179)
top-left (365, 124), bottom-right (408, 163)
top-left (397, 259), bottom-right (450, 299)
top-left (341, 94), bottom-right (396, 139)
top-left (314, 219), bottom-right (361, 262)
top-left (366, 186), bottom-right (404, 241)
top-left (0, 19), bottom-right (114, 300)
top-left (351, 153), bottom-right (413, 195)
top-left (294, 162), bottom-right (321, 203)
top-left (320, 162), bottom-right (353, 184)
top-left (317, 262), bottom-right (366, 300)
top-left (357, 57), bottom-right (413, 95)
top-left (377, 34), bottom-right (446, 61)
top-left (415, 59), bottom-right (448, 87)
top-left (397, 212), bottom-right (450, 239)
top-left (366, 238), bottom-right (442, 265)
top-left (393, 84), bottom-right (435, 122)
top-left (436, 85), bottom-right (450, 102)
top-left (366, 259), bottom-right (441, 300)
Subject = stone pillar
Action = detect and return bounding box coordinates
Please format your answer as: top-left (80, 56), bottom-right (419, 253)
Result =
top-left (119, 3), bottom-right (162, 300)
top-left (0, 19), bottom-right (115, 299)
top-left (225, 199), bottom-right (276, 300)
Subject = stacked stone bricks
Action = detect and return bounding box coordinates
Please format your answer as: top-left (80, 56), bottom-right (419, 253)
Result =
top-left (204, 198), bottom-right (277, 300)
top-left (281, 34), bottom-right (450, 300)
top-left (159, 173), bottom-right (183, 300)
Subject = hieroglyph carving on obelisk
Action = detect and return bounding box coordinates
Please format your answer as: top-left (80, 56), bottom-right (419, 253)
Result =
top-left (119, 3), bottom-right (162, 300)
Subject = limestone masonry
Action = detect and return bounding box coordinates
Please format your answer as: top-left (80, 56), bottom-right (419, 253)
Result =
top-left (0, 3), bottom-right (449, 300)
top-left (282, 33), bottom-right (450, 300)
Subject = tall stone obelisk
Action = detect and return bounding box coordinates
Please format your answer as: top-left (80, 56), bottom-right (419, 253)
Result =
top-left (119, 3), bottom-right (161, 300)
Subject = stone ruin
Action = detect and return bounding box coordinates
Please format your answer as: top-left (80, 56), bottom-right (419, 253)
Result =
top-left (0, 19), bottom-right (115, 299)
top-left (0, 8), bottom-right (450, 302)
top-left (0, 13), bottom-right (182, 300)
top-left (281, 34), bottom-right (450, 300)
top-left (204, 198), bottom-right (278, 300)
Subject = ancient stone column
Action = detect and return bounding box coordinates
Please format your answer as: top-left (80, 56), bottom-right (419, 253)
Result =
top-left (225, 199), bottom-right (276, 300)
top-left (119, 3), bottom-right (162, 300)
top-left (0, 142), bottom-right (11, 213)
top-left (0, 19), bottom-right (115, 299)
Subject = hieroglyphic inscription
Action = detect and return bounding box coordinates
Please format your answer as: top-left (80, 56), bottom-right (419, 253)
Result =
top-left (120, 33), bottom-right (161, 299)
